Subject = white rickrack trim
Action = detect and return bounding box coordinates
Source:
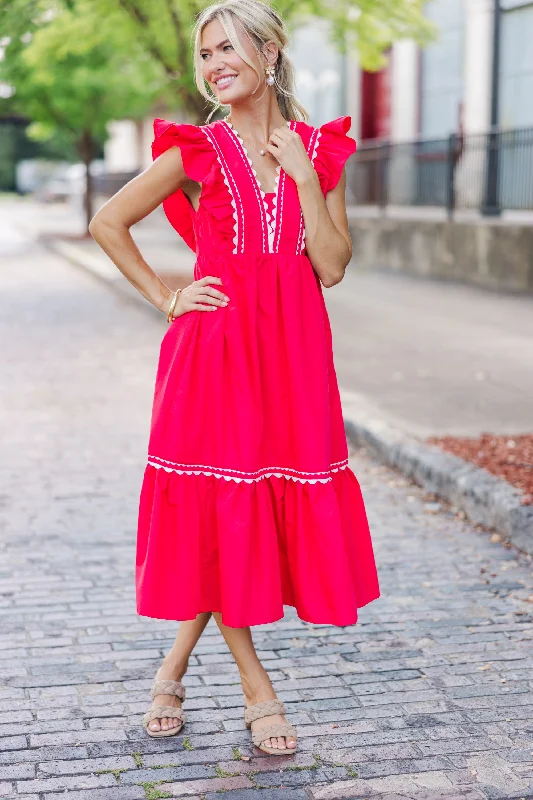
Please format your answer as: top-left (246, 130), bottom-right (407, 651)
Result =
top-left (223, 119), bottom-right (293, 254)
top-left (266, 166), bottom-right (281, 253)
top-left (273, 168), bottom-right (286, 254)
top-left (203, 126), bottom-right (242, 254)
top-left (298, 127), bottom-right (322, 255)
top-left (147, 455), bottom-right (349, 485)
top-left (272, 120), bottom-right (293, 253)
top-left (223, 119), bottom-right (268, 253)
top-left (311, 128), bottom-right (322, 164)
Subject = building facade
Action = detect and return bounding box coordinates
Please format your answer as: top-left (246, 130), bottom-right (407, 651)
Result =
top-left (105, 2), bottom-right (533, 186)
top-left (349, 0), bottom-right (533, 145)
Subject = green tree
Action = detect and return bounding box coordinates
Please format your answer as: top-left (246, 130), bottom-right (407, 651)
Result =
top-left (0, 0), bottom-right (163, 230)
top-left (93, 0), bottom-right (433, 121)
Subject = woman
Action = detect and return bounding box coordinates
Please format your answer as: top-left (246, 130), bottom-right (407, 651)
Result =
top-left (90, 0), bottom-right (380, 756)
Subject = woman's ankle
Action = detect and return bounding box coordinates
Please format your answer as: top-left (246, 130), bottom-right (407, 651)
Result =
top-left (240, 663), bottom-right (275, 704)
top-left (161, 652), bottom-right (189, 680)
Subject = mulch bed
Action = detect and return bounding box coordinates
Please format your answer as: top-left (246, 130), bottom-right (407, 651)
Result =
top-left (427, 433), bottom-right (533, 506)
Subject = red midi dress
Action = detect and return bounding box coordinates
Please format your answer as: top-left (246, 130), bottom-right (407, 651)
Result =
top-left (136, 115), bottom-right (380, 628)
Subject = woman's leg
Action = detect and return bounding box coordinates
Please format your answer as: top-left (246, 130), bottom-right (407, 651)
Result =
top-left (212, 612), bottom-right (296, 751)
top-left (148, 612), bottom-right (212, 733)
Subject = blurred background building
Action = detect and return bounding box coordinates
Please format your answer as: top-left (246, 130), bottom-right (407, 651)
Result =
top-left (96, 0), bottom-right (533, 220)
top-left (2, 0), bottom-right (533, 292)
top-left (100, 1), bottom-right (532, 163)
top-left (3, 0), bottom-right (531, 187)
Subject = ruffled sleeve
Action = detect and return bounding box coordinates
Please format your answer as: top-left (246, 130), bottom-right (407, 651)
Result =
top-left (313, 116), bottom-right (357, 194)
top-left (151, 118), bottom-right (214, 253)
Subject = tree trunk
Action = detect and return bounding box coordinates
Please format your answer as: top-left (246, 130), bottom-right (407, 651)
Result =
top-left (76, 129), bottom-right (96, 235)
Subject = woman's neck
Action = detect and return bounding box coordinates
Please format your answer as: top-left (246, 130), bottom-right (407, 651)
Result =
top-left (226, 98), bottom-right (287, 142)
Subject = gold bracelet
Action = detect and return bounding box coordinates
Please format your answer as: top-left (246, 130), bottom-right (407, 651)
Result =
top-left (166, 289), bottom-right (181, 323)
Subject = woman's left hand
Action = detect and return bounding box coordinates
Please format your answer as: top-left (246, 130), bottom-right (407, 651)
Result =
top-left (265, 126), bottom-right (316, 186)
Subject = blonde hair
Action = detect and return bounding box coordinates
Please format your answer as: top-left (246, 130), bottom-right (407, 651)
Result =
top-left (192, 0), bottom-right (308, 123)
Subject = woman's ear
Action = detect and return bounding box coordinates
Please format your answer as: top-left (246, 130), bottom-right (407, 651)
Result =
top-left (262, 40), bottom-right (279, 67)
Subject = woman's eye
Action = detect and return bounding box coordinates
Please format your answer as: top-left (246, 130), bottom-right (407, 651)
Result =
top-left (223, 45), bottom-right (233, 51)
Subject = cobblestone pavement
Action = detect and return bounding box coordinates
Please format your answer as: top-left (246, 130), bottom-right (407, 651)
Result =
top-left (1, 236), bottom-right (533, 800)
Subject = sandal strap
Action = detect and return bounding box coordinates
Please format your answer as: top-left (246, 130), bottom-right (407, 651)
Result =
top-left (251, 722), bottom-right (297, 746)
top-left (244, 698), bottom-right (286, 723)
top-left (151, 679), bottom-right (186, 700)
top-left (143, 705), bottom-right (187, 726)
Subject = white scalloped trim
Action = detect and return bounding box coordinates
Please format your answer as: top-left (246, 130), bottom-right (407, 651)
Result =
top-left (147, 455), bottom-right (349, 484)
top-left (202, 127), bottom-right (242, 253)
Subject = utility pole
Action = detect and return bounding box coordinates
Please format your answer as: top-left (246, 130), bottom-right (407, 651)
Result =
top-left (481, 0), bottom-right (502, 216)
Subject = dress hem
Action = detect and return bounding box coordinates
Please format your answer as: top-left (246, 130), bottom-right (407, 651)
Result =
top-left (136, 593), bottom-right (381, 629)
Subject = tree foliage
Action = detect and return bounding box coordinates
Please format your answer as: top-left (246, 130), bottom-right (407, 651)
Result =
top-left (0, 0), bottom-right (433, 221)
top-left (2, 0), bottom-right (433, 130)
top-left (0, 0), bottom-right (165, 225)
top-left (90, 0), bottom-right (434, 121)
top-left (1, 0), bottom-right (163, 137)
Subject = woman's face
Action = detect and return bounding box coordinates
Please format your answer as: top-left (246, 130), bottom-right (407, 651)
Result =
top-left (200, 18), bottom-right (271, 104)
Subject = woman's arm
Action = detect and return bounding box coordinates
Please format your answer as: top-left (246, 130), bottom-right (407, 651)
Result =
top-left (89, 147), bottom-right (228, 316)
top-left (266, 127), bottom-right (352, 288)
top-left (294, 168), bottom-right (351, 288)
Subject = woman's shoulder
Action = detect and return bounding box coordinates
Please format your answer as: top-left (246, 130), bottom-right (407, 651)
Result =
top-left (151, 118), bottom-right (220, 184)
top-left (153, 118), bottom-right (208, 145)
top-left (294, 115), bottom-right (354, 137)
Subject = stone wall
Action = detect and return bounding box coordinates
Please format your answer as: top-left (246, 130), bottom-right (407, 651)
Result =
top-left (347, 214), bottom-right (533, 293)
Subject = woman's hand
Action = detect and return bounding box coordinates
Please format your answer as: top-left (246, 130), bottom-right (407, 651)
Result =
top-left (265, 126), bottom-right (317, 187)
top-left (168, 276), bottom-right (230, 319)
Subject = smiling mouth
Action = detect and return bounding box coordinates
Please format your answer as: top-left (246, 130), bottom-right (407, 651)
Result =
top-left (215, 75), bottom-right (237, 89)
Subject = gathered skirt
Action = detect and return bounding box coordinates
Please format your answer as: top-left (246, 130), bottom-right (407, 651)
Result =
top-left (135, 251), bottom-right (380, 627)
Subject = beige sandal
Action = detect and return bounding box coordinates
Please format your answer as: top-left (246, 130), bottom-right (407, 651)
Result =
top-left (244, 697), bottom-right (298, 755)
top-left (142, 670), bottom-right (187, 738)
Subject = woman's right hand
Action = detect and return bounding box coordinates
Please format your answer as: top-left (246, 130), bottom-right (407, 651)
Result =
top-left (170, 276), bottom-right (230, 318)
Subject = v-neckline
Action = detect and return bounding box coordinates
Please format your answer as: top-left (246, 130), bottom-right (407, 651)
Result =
top-left (222, 118), bottom-right (293, 196)
top-left (221, 118), bottom-right (296, 253)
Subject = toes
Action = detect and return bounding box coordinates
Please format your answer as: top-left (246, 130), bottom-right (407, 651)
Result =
top-left (277, 736), bottom-right (286, 749)
top-left (149, 715), bottom-right (181, 732)
top-left (286, 737), bottom-right (297, 749)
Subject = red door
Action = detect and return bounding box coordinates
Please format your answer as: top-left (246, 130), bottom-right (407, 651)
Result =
top-left (360, 52), bottom-right (391, 142)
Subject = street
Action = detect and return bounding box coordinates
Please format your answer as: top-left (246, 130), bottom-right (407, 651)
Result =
top-left (1, 231), bottom-right (533, 800)
top-left (326, 267), bottom-right (533, 438)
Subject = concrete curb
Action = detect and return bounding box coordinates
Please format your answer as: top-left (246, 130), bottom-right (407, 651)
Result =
top-left (341, 390), bottom-right (533, 555)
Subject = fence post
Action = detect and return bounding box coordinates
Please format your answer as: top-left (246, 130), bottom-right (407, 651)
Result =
top-left (482, 0), bottom-right (502, 216)
top-left (482, 128), bottom-right (501, 216)
top-left (446, 133), bottom-right (456, 220)
top-left (379, 141), bottom-right (389, 211)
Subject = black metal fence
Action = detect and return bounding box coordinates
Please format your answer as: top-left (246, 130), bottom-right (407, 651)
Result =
top-left (346, 127), bottom-right (533, 216)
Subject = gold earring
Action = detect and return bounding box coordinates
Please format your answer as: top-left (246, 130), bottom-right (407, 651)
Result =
top-left (265, 65), bottom-right (275, 86)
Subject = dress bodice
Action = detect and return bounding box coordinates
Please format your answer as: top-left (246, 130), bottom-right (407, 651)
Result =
top-left (152, 116), bottom-right (356, 257)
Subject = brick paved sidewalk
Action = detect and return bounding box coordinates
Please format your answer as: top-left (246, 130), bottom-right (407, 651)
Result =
top-left (1, 237), bottom-right (533, 800)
